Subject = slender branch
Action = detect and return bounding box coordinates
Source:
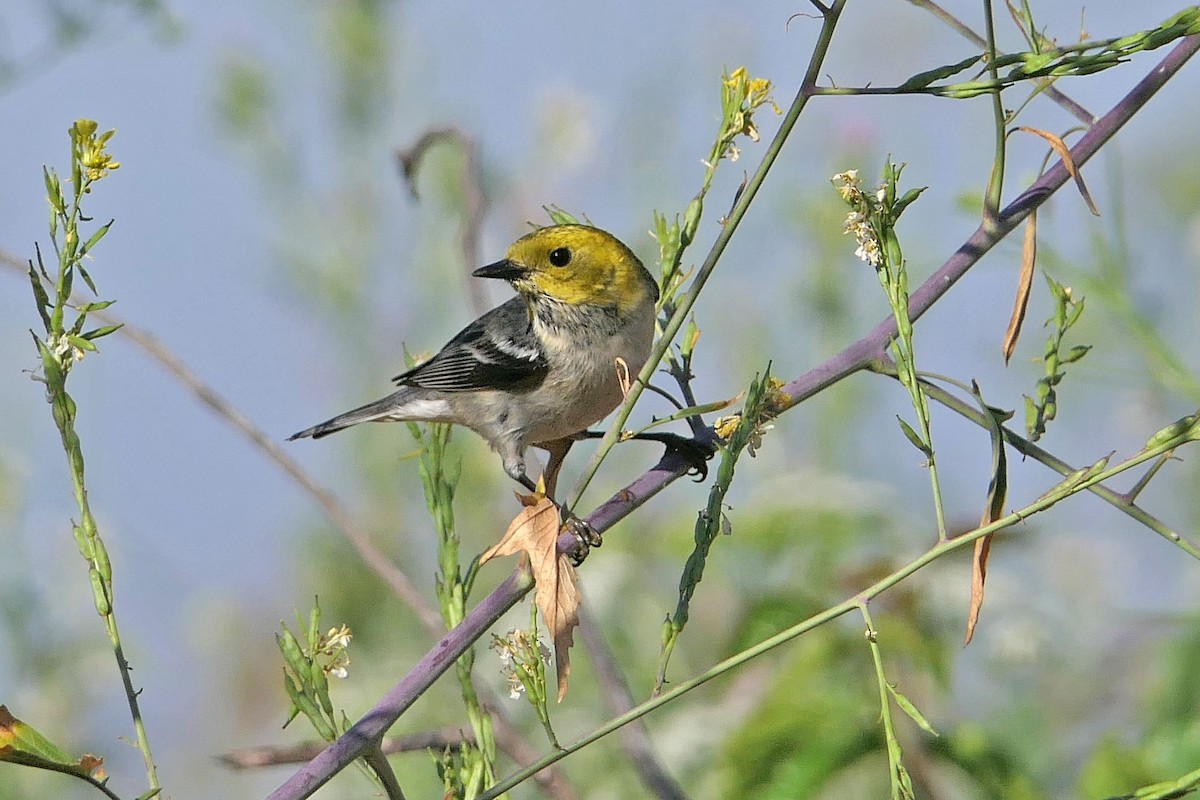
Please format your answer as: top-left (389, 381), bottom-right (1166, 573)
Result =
top-left (982, 0), bottom-right (1007, 227)
top-left (909, 373), bottom-right (1200, 560)
top-left (220, 728), bottom-right (474, 768)
top-left (859, 602), bottom-right (909, 800)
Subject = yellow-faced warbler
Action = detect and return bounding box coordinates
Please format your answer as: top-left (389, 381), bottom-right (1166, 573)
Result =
top-left (289, 224), bottom-right (659, 497)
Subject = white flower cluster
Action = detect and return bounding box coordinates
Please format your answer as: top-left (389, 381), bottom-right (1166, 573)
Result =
top-left (315, 624), bottom-right (353, 679)
top-left (832, 170), bottom-right (884, 268)
top-left (491, 628), bottom-right (551, 699)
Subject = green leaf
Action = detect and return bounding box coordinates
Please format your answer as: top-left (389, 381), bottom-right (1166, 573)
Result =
top-left (892, 186), bottom-right (927, 218)
top-left (1062, 344), bottom-right (1092, 364)
top-left (0, 706), bottom-right (76, 768)
top-left (1066, 296), bottom-right (1086, 327)
top-left (682, 196), bottom-right (703, 242)
top-left (27, 261), bottom-right (53, 333)
top-left (276, 628), bottom-right (307, 676)
top-left (896, 416), bottom-right (931, 457)
top-left (66, 335), bottom-right (97, 353)
top-left (312, 661), bottom-right (333, 717)
top-left (896, 54), bottom-right (983, 90)
top-left (886, 683), bottom-right (939, 737)
top-left (76, 264), bottom-right (99, 295)
top-left (544, 205), bottom-right (580, 225)
top-left (43, 167), bottom-right (65, 214)
top-left (80, 219), bottom-right (113, 255)
top-left (308, 599), bottom-right (322, 651)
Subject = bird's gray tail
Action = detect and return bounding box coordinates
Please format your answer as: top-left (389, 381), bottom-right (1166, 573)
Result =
top-left (288, 394), bottom-right (404, 441)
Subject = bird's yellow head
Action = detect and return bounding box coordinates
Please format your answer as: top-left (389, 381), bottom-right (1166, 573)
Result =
top-left (474, 224), bottom-right (658, 308)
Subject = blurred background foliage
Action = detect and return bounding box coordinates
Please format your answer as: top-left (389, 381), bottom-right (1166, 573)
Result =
top-left (2, 1), bottom-right (1200, 798)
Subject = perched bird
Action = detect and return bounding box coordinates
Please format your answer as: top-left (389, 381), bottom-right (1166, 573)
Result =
top-left (289, 223), bottom-right (660, 497)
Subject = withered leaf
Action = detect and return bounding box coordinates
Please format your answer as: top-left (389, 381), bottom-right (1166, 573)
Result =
top-left (1002, 212), bottom-right (1038, 365)
top-left (1015, 126), bottom-right (1100, 216)
top-left (481, 493), bottom-right (582, 701)
top-left (965, 383), bottom-right (1010, 645)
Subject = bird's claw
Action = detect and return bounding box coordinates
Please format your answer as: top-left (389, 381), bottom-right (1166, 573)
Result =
top-left (561, 513), bottom-right (601, 567)
top-left (654, 431), bottom-right (717, 482)
top-left (578, 428), bottom-right (717, 482)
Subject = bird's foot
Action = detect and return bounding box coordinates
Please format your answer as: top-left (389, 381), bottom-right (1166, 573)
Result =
top-left (576, 429), bottom-right (717, 482)
top-left (648, 431), bottom-right (717, 482)
top-left (560, 512), bottom-right (602, 567)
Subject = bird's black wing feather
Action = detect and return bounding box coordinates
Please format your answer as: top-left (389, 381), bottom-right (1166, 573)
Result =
top-left (393, 298), bottom-right (548, 392)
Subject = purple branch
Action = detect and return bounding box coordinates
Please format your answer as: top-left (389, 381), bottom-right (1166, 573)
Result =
top-left (268, 33), bottom-right (1200, 800)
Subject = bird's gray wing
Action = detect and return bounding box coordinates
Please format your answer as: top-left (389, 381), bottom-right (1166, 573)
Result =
top-left (393, 297), bottom-right (548, 392)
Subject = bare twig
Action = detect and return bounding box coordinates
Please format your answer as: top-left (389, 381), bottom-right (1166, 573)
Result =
top-left (396, 126), bottom-right (490, 316)
top-left (219, 727), bottom-right (473, 768)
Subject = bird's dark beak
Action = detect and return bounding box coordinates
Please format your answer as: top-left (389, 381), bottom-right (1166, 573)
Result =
top-left (472, 259), bottom-right (526, 280)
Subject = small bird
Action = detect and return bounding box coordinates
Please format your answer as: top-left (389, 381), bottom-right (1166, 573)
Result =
top-left (289, 224), bottom-right (660, 497)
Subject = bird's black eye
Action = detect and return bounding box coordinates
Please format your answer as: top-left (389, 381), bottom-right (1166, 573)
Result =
top-left (548, 247), bottom-right (572, 267)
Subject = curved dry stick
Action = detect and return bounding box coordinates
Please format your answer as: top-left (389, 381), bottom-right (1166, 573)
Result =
top-left (266, 32), bottom-right (1200, 800)
top-left (220, 727), bottom-right (473, 768)
top-left (396, 126), bottom-right (490, 317)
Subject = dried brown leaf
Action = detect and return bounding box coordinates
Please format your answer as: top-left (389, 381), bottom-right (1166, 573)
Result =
top-left (480, 493), bottom-right (582, 701)
top-left (965, 391), bottom-right (1009, 645)
top-left (1002, 213), bottom-right (1038, 364)
top-left (1015, 126), bottom-right (1100, 216)
top-left (965, 534), bottom-right (993, 645)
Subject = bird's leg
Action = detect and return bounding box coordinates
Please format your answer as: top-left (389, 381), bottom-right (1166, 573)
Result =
top-left (534, 436), bottom-right (602, 565)
top-left (501, 446), bottom-right (540, 493)
top-left (538, 437), bottom-right (574, 499)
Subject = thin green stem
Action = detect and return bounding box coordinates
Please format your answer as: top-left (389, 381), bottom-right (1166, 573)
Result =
top-left (363, 747), bottom-right (407, 800)
top-left (566, 0), bottom-right (848, 511)
top-left (417, 421), bottom-right (501, 793)
top-left (33, 123), bottom-right (160, 793)
top-left (860, 603), bottom-right (910, 800)
top-left (982, 0), bottom-right (1007, 228)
